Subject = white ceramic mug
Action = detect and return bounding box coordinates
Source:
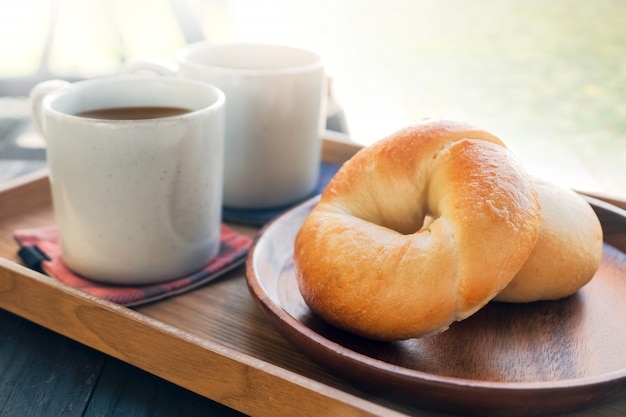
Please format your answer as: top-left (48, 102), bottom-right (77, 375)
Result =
top-left (126, 42), bottom-right (327, 209)
top-left (30, 76), bottom-right (225, 285)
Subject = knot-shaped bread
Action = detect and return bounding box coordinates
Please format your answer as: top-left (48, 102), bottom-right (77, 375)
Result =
top-left (294, 120), bottom-right (542, 341)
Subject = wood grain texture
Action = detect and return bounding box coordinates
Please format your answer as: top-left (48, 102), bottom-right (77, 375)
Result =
top-left (0, 309), bottom-right (102, 417)
top-left (0, 138), bottom-right (624, 417)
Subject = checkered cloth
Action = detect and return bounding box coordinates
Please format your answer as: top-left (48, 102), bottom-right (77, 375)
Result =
top-left (14, 224), bottom-right (252, 307)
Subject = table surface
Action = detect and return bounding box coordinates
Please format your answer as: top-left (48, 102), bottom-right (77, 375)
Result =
top-left (0, 308), bottom-right (246, 417)
top-left (0, 100), bottom-right (624, 417)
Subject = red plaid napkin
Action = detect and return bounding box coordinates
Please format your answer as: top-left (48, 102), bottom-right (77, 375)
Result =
top-left (13, 224), bottom-right (252, 307)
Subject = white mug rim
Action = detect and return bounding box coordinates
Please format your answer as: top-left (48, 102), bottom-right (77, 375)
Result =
top-left (41, 75), bottom-right (225, 124)
top-left (176, 41), bottom-right (324, 76)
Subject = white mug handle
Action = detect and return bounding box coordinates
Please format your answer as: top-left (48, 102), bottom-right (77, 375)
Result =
top-left (29, 80), bottom-right (71, 138)
top-left (120, 56), bottom-right (178, 76)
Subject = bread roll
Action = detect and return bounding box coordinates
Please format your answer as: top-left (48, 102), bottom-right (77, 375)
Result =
top-left (293, 120), bottom-right (541, 341)
top-left (495, 178), bottom-right (603, 302)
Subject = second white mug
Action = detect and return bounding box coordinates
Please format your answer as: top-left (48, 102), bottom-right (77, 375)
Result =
top-left (127, 42), bottom-right (327, 209)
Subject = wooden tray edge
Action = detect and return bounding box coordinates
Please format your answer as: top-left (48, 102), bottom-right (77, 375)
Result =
top-left (0, 256), bottom-right (407, 417)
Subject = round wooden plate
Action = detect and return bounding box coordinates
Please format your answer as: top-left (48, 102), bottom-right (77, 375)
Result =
top-left (246, 196), bottom-right (626, 417)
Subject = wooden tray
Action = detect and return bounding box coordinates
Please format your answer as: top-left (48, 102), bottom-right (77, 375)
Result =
top-left (0, 137), bottom-right (625, 417)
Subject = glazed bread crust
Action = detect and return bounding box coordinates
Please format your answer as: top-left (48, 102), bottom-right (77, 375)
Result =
top-left (293, 120), bottom-right (542, 341)
top-left (496, 177), bottom-right (603, 302)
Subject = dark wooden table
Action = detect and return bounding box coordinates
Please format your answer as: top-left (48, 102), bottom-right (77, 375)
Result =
top-left (0, 308), bottom-right (245, 417)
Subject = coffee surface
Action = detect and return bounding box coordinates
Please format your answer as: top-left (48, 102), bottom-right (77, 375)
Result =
top-left (76, 106), bottom-right (192, 120)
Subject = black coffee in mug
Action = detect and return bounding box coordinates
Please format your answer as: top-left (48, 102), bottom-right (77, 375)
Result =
top-left (75, 106), bottom-right (192, 120)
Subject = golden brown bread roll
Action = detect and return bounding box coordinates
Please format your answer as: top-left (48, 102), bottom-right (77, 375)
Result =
top-left (495, 177), bottom-right (603, 302)
top-left (293, 120), bottom-right (542, 341)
